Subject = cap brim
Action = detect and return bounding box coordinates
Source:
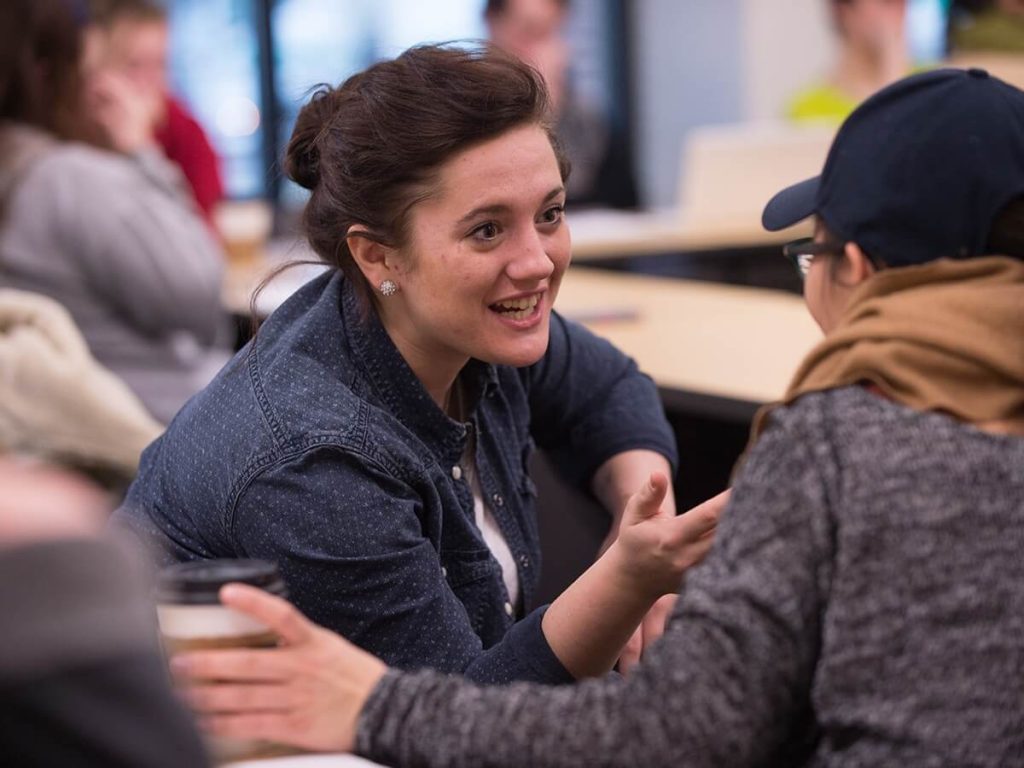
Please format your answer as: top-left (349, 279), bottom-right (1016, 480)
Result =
top-left (761, 176), bottom-right (820, 231)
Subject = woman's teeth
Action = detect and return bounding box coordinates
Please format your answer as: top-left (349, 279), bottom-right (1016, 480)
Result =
top-left (493, 294), bottom-right (540, 320)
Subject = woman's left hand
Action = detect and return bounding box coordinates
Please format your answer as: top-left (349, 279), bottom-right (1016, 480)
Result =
top-left (171, 584), bottom-right (388, 754)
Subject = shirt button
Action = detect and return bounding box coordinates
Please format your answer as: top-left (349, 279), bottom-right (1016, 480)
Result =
top-left (441, 566), bottom-right (448, 578)
top-left (491, 493), bottom-right (504, 507)
top-left (451, 465), bottom-right (462, 480)
top-left (504, 601), bottom-right (514, 617)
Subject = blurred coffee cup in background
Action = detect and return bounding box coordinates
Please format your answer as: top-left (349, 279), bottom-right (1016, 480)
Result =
top-left (214, 200), bottom-right (273, 267)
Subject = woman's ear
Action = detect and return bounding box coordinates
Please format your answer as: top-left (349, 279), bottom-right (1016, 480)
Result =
top-left (839, 241), bottom-right (877, 286)
top-left (346, 225), bottom-right (397, 290)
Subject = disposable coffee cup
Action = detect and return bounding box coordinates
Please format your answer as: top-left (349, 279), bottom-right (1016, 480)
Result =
top-left (156, 558), bottom-right (286, 653)
top-left (156, 559), bottom-right (294, 762)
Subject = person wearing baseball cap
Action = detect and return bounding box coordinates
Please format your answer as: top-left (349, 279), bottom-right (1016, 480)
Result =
top-left (758, 66), bottom-right (1024, 433)
top-left (160, 69), bottom-right (1024, 767)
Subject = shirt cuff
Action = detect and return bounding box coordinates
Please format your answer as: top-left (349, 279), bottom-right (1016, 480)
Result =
top-left (505, 605), bottom-right (575, 685)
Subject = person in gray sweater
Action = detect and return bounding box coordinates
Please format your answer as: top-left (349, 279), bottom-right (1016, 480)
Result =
top-left (171, 70), bottom-right (1024, 766)
top-left (0, 0), bottom-right (228, 424)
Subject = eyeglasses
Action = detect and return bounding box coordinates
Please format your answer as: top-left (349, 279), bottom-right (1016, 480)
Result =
top-left (782, 237), bottom-right (846, 280)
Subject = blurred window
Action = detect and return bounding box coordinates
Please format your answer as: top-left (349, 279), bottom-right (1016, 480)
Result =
top-left (908, 0), bottom-right (952, 63)
top-left (271, 0), bottom-right (485, 209)
top-left (168, 0), bottom-right (265, 198)
top-left (166, 0), bottom-right (626, 209)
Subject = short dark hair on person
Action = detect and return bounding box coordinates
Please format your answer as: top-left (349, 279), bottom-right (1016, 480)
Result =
top-left (283, 43), bottom-right (569, 308)
top-left (485, 0), bottom-right (570, 18)
top-left (987, 197), bottom-right (1024, 260)
top-left (88, 0), bottom-right (167, 27)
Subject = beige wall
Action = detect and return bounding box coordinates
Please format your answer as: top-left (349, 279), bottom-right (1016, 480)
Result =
top-left (740, 0), bottom-right (837, 120)
top-left (632, 0), bottom-right (838, 207)
top-left (632, 0), bottom-right (745, 207)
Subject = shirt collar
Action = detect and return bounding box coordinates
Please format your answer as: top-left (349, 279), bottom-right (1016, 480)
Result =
top-left (341, 278), bottom-right (497, 456)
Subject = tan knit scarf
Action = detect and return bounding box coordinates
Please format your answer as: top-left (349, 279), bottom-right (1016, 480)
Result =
top-left (751, 256), bottom-right (1024, 441)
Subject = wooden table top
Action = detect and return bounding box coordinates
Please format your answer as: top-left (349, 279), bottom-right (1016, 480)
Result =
top-left (553, 268), bottom-right (821, 415)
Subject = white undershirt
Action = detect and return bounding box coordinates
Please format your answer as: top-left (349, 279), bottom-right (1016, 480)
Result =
top-left (462, 452), bottom-right (521, 611)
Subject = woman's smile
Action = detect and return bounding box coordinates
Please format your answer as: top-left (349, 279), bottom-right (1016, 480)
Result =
top-left (489, 291), bottom-right (544, 326)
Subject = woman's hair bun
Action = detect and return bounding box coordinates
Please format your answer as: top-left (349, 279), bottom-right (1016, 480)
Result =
top-left (284, 85), bottom-right (336, 191)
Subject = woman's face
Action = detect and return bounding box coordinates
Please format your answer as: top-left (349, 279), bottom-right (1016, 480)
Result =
top-left (379, 124), bottom-right (570, 376)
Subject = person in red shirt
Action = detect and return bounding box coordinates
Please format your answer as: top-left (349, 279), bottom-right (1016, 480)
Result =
top-left (154, 96), bottom-right (224, 224)
top-left (87, 0), bottom-right (224, 227)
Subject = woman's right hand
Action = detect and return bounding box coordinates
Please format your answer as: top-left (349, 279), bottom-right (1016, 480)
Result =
top-left (608, 475), bottom-right (728, 602)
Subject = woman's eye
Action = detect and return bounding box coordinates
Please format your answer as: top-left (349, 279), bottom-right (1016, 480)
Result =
top-left (471, 222), bottom-right (500, 241)
top-left (539, 205), bottom-right (565, 224)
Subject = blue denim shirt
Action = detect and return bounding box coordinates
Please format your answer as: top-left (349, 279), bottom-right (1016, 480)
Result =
top-left (115, 271), bottom-right (677, 685)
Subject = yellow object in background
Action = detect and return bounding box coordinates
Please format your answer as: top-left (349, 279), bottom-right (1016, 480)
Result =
top-left (787, 83), bottom-right (860, 125)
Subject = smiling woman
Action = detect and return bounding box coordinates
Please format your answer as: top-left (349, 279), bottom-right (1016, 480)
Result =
top-left (115, 44), bottom-right (729, 688)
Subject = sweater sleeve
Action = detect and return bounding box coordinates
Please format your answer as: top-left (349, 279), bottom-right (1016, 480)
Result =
top-left (356, 408), bottom-right (836, 768)
top-left (52, 146), bottom-right (226, 346)
top-left (523, 311), bottom-right (678, 487)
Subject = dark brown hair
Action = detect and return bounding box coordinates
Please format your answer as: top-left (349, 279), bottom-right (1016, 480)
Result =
top-left (88, 0), bottom-right (167, 27)
top-left (0, 0), bottom-right (88, 141)
top-left (283, 43), bottom-right (569, 308)
top-left (987, 197), bottom-right (1024, 260)
top-left (485, 0), bottom-right (570, 17)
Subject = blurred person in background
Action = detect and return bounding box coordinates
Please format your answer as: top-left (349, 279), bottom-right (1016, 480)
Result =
top-left (951, 0), bottom-right (1024, 53)
top-left (485, 0), bottom-right (638, 208)
top-left (0, 0), bottom-right (230, 424)
top-left (87, 0), bottom-right (225, 230)
top-left (0, 284), bottom-right (199, 764)
top-left (0, 282), bottom-right (202, 763)
top-left (789, 0), bottom-right (911, 123)
top-left (0, 456), bottom-right (209, 767)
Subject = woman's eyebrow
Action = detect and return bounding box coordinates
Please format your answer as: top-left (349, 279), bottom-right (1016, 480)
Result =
top-left (455, 186), bottom-right (566, 227)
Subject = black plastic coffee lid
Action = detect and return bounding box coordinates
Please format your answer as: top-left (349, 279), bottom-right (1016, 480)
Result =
top-left (156, 559), bottom-right (287, 605)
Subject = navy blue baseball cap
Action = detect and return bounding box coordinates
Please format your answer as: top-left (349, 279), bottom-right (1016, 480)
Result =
top-left (762, 68), bottom-right (1024, 267)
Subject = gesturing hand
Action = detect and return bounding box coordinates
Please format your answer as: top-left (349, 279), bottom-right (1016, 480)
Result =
top-left (610, 475), bottom-right (728, 602)
top-left (172, 584), bottom-right (388, 754)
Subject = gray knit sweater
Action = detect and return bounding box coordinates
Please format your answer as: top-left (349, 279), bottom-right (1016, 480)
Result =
top-left (357, 387), bottom-right (1024, 767)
